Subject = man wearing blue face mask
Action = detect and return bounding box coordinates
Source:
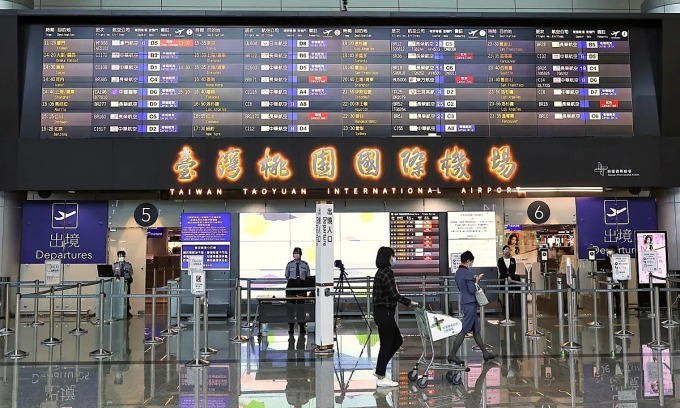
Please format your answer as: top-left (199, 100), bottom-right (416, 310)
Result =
top-left (371, 246), bottom-right (419, 387)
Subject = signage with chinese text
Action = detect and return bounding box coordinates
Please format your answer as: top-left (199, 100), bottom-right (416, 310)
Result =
top-left (181, 213), bottom-right (231, 270)
top-left (575, 197), bottom-right (657, 260)
top-left (448, 211), bottom-right (497, 268)
top-left (611, 253), bottom-right (631, 281)
top-left (389, 212), bottom-right (440, 278)
top-left (20, 201), bottom-right (108, 264)
top-left (637, 231), bottom-right (668, 284)
top-left (44, 259), bottom-right (62, 285)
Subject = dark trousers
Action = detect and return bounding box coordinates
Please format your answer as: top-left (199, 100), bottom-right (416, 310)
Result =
top-left (374, 305), bottom-right (403, 376)
top-left (125, 279), bottom-right (132, 315)
top-left (286, 279), bottom-right (304, 326)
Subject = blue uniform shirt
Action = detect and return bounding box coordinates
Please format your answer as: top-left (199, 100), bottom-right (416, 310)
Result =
top-left (454, 265), bottom-right (478, 305)
top-left (285, 260), bottom-right (310, 281)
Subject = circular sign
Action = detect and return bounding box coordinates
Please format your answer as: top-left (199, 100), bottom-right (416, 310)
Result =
top-left (134, 203), bottom-right (159, 227)
top-left (527, 201), bottom-right (550, 224)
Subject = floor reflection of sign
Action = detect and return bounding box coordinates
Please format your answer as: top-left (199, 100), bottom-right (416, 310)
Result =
top-left (19, 365), bottom-right (97, 408)
top-left (179, 365), bottom-right (229, 408)
top-left (641, 251), bottom-right (658, 276)
top-left (612, 254), bottom-right (631, 281)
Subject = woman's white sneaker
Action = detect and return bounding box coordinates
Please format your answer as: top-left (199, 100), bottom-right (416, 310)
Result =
top-left (376, 377), bottom-right (399, 387)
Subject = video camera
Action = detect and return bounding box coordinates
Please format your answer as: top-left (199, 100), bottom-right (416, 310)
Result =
top-left (334, 259), bottom-right (346, 275)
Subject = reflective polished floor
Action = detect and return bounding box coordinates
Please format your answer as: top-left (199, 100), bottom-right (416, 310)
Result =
top-left (0, 303), bottom-right (679, 407)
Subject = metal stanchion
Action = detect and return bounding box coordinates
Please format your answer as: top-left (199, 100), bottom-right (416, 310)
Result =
top-left (160, 288), bottom-right (177, 337)
top-left (561, 286), bottom-right (582, 351)
top-left (366, 276), bottom-right (372, 319)
top-left (170, 285), bottom-right (187, 332)
top-left (606, 279), bottom-right (615, 357)
top-left (231, 286), bottom-right (247, 343)
top-left (557, 277), bottom-right (565, 350)
top-left (662, 279), bottom-right (678, 327)
top-left (92, 279), bottom-right (110, 326)
top-left (526, 282), bottom-right (544, 338)
top-left (245, 279), bottom-right (252, 330)
top-left (29, 280), bottom-right (44, 327)
top-left (144, 287), bottom-right (163, 345)
top-left (456, 292), bottom-right (462, 318)
top-left (5, 292), bottom-right (28, 359)
top-left (648, 272), bottom-right (655, 318)
top-left (616, 286), bottom-right (634, 338)
top-left (108, 279), bottom-right (115, 322)
top-left (499, 278), bottom-right (515, 326)
top-left (69, 283), bottom-right (88, 336)
top-left (520, 278), bottom-right (528, 338)
top-left (200, 294), bottom-right (217, 356)
top-left (186, 295), bottom-right (210, 367)
top-left (444, 279), bottom-right (450, 316)
top-left (0, 282), bottom-right (14, 336)
top-left (472, 304), bottom-right (492, 351)
top-left (41, 287), bottom-right (61, 346)
top-left (421, 275), bottom-right (426, 306)
top-left (649, 286), bottom-right (670, 350)
top-left (587, 274), bottom-right (604, 328)
top-left (90, 285), bottom-right (112, 359)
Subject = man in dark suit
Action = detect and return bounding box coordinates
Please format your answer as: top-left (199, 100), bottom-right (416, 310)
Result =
top-left (497, 245), bottom-right (519, 317)
top-left (497, 245), bottom-right (517, 281)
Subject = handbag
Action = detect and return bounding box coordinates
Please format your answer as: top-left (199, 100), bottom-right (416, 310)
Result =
top-left (475, 283), bottom-right (489, 306)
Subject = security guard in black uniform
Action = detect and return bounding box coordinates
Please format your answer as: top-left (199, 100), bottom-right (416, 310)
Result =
top-left (113, 250), bottom-right (134, 318)
top-left (285, 247), bottom-right (310, 334)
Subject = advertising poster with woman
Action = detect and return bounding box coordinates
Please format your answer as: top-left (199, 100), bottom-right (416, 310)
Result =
top-left (636, 231), bottom-right (668, 284)
top-left (504, 230), bottom-right (537, 271)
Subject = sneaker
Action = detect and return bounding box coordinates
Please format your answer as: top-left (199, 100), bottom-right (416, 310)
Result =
top-left (376, 377), bottom-right (399, 387)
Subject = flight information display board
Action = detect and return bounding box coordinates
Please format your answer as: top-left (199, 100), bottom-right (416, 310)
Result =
top-left (40, 26), bottom-right (632, 138)
top-left (389, 212), bottom-right (440, 277)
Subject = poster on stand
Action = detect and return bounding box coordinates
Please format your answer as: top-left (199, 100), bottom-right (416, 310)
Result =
top-left (636, 231), bottom-right (668, 284)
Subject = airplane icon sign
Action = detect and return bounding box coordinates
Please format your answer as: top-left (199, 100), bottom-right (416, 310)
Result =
top-left (604, 200), bottom-right (629, 225)
top-left (606, 207), bottom-right (627, 218)
top-left (52, 203), bottom-right (79, 229)
top-left (54, 211), bottom-right (76, 221)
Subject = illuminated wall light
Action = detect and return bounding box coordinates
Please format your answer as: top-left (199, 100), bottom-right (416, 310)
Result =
top-left (173, 145), bottom-right (199, 183)
top-left (309, 146), bottom-right (338, 182)
top-left (257, 147), bottom-right (292, 181)
top-left (398, 147), bottom-right (428, 180)
top-left (215, 146), bottom-right (244, 182)
top-left (487, 145), bottom-right (518, 182)
top-left (354, 147), bottom-right (382, 180)
top-left (437, 145), bottom-right (471, 182)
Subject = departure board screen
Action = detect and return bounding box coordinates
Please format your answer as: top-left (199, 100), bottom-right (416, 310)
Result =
top-left (40, 26), bottom-right (633, 138)
top-left (389, 212), bottom-right (440, 277)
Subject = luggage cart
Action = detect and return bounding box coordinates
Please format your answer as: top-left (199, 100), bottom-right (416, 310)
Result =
top-left (408, 307), bottom-right (470, 389)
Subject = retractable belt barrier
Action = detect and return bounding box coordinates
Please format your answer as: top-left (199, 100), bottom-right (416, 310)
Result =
top-left (3, 281), bottom-right (224, 362)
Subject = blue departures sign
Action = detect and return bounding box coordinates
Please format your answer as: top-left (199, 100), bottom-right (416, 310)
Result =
top-left (20, 201), bottom-right (108, 264)
top-left (575, 197), bottom-right (657, 259)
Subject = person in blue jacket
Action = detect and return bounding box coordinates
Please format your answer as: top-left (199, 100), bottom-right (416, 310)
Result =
top-left (447, 250), bottom-right (497, 365)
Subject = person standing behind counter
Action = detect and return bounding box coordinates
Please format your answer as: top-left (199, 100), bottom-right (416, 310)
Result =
top-left (285, 247), bottom-right (310, 335)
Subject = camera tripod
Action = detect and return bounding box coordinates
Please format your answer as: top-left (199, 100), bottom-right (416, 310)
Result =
top-left (334, 260), bottom-right (371, 331)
